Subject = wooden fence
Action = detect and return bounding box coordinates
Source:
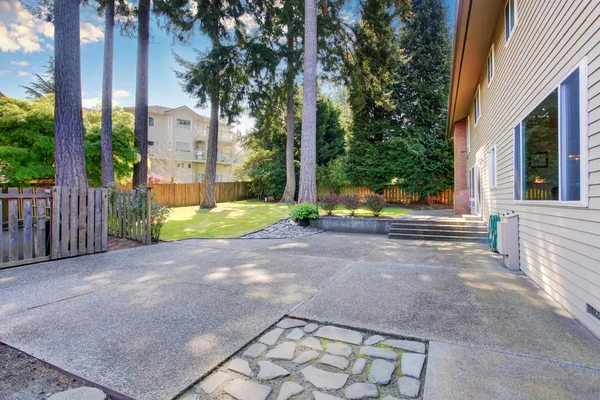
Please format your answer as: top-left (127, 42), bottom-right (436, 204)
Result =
top-left (107, 188), bottom-right (152, 244)
top-left (119, 182), bottom-right (252, 208)
top-left (1, 187), bottom-right (108, 269)
top-left (318, 186), bottom-right (454, 205)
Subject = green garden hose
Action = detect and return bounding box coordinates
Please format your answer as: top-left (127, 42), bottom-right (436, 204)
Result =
top-left (488, 214), bottom-right (500, 252)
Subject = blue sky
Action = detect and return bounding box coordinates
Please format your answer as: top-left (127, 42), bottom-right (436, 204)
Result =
top-left (0, 0), bottom-right (456, 132)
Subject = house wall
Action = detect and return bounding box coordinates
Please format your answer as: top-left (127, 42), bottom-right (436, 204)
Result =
top-left (464, 0), bottom-right (600, 337)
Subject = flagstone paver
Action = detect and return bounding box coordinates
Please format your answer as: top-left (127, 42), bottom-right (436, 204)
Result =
top-left (368, 359), bottom-right (395, 384)
top-left (398, 376), bottom-right (420, 397)
top-left (364, 335), bottom-right (385, 346)
top-left (277, 382), bottom-right (304, 400)
top-left (401, 353), bottom-right (426, 378)
top-left (359, 346), bottom-right (398, 360)
top-left (315, 326), bottom-right (363, 345)
top-left (345, 382), bottom-right (379, 399)
top-left (326, 343), bottom-right (352, 357)
top-left (184, 319), bottom-right (427, 400)
top-left (48, 387), bottom-right (106, 400)
top-left (382, 339), bottom-right (426, 354)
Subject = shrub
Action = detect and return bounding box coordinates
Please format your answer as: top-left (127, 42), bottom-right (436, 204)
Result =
top-left (317, 158), bottom-right (350, 195)
top-left (128, 185), bottom-right (172, 242)
top-left (319, 194), bottom-right (341, 216)
top-left (364, 194), bottom-right (386, 216)
top-left (290, 202), bottom-right (319, 220)
top-left (341, 194), bottom-right (361, 216)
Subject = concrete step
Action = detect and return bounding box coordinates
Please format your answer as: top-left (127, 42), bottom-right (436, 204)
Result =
top-left (462, 214), bottom-right (484, 222)
top-left (390, 223), bottom-right (487, 232)
top-left (389, 228), bottom-right (488, 238)
top-left (388, 233), bottom-right (488, 243)
top-left (392, 219), bottom-right (486, 227)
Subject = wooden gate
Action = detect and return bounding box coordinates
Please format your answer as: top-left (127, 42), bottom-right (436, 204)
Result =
top-left (0, 187), bottom-right (108, 269)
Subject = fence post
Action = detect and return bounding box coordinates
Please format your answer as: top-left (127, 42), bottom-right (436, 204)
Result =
top-left (146, 187), bottom-right (152, 245)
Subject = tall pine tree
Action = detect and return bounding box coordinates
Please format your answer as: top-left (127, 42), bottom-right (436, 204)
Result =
top-left (345, 0), bottom-right (405, 193)
top-left (389, 0), bottom-right (453, 200)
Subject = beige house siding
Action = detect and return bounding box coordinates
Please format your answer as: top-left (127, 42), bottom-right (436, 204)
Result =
top-left (465, 0), bottom-right (600, 337)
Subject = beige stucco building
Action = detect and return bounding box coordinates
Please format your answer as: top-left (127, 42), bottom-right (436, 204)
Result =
top-left (448, 0), bottom-right (600, 337)
top-left (124, 105), bottom-right (246, 183)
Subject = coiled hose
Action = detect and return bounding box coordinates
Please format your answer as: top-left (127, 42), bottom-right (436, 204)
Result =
top-left (488, 214), bottom-right (500, 252)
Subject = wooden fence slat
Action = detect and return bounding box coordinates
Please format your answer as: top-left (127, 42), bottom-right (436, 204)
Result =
top-left (79, 187), bottom-right (87, 255)
top-left (87, 188), bottom-right (95, 254)
top-left (60, 187), bottom-right (70, 258)
top-left (36, 188), bottom-right (46, 258)
top-left (22, 188), bottom-right (33, 260)
top-left (70, 187), bottom-right (79, 256)
top-left (8, 188), bottom-right (19, 262)
top-left (51, 188), bottom-right (60, 259)
top-left (95, 188), bottom-right (102, 252)
top-left (101, 189), bottom-right (108, 251)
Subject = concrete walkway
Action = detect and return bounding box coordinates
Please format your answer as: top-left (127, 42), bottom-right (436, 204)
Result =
top-left (0, 232), bottom-right (598, 399)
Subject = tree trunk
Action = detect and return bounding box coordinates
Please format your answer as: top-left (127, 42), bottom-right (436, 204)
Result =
top-left (53, 0), bottom-right (88, 187)
top-left (132, 0), bottom-right (150, 188)
top-left (201, 33), bottom-right (220, 209)
top-left (298, 0), bottom-right (318, 204)
top-left (101, 0), bottom-right (115, 187)
top-left (280, 34), bottom-right (296, 203)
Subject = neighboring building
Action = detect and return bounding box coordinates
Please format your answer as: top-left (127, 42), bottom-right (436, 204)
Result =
top-left (448, 0), bottom-right (600, 337)
top-left (124, 105), bottom-right (246, 183)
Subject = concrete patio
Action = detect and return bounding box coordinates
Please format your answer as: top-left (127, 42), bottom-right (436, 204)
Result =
top-left (0, 232), bottom-right (598, 399)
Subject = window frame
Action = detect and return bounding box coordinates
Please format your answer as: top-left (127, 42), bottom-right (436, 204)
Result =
top-left (168, 118), bottom-right (172, 128)
top-left (489, 145), bottom-right (498, 189)
top-left (176, 118), bottom-right (191, 129)
top-left (504, 0), bottom-right (518, 45)
top-left (513, 58), bottom-right (588, 207)
top-left (473, 85), bottom-right (481, 126)
top-left (487, 45), bottom-right (495, 86)
top-left (466, 116), bottom-right (471, 153)
top-left (148, 116), bottom-right (155, 127)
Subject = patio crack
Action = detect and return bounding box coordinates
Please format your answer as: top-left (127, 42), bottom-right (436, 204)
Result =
top-left (26, 285), bottom-right (121, 311)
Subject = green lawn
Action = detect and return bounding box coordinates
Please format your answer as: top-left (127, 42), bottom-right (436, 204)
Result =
top-left (160, 200), bottom-right (294, 240)
top-left (322, 205), bottom-right (412, 218)
top-left (160, 200), bottom-right (412, 240)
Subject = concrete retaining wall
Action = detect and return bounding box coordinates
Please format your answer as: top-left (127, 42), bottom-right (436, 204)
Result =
top-left (310, 217), bottom-right (394, 235)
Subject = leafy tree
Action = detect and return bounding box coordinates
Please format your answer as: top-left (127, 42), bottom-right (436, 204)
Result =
top-left (20, 58), bottom-right (55, 100)
top-left (345, 0), bottom-right (406, 193)
top-left (390, 0), bottom-right (453, 200)
top-left (0, 95), bottom-right (137, 186)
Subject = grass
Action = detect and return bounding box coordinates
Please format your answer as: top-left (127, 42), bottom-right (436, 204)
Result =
top-left (321, 205), bottom-right (412, 218)
top-left (160, 200), bottom-right (294, 240)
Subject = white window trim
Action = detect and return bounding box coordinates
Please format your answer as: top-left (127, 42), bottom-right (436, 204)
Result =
top-left (487, 45), bottom-right (495, 86)
top-left (168, 117), bottom-right (173, 128)
top-left (504, 0), bottom-right (518, 47)
top-left (466, 116), bottom-right (471, 153)
top-left (489, 145), bottom-right (497, 189)
top-left (473, 85), bottom-right (481, 127)
top-left (514, 57), bottom-right (588, 208)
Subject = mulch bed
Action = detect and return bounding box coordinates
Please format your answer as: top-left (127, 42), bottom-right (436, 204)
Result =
top-left (386, 203), bottom-right (453, 210)
top-left (0, 343), bottom-right (113, 400)
top-left (107, 236), bottom-right (144, 252)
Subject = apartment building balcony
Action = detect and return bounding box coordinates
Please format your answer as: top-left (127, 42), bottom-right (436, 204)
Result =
top-left (193, 151), bottom-right (232, 163)
top-left (195, 130), bottom-right (235, 143)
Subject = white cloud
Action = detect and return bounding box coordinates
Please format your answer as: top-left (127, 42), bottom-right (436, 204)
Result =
top-left (10, 60), bottom-right (28, 66)
top-left (17, 71), bottom-right (30, 76)
top-left (80, 22), bottom-right (104, 45)
top-left (0, 0), bottom-right (104, 54)
top-left (0, 69), bottom-right (10, 75)
top-left (82, 89), bottom-right (130, 108)
top-left (0, 0), bottom-right (54, 53)
top-left (113, 89), bottom-right (130, 101)
top-left (82, 97), bottom-right (101, 108)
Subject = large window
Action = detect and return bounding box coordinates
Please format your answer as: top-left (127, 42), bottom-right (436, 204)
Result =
top-left (514, 60), bottom-right (586, 203)
top-left (505, 0), bottom-right (517, 43)
top-left (176, 118), bottom-right (191, 129)
top-left (473, 85), bottom-right (481, 125)
top-left (175, 141), bottom-right (191, 152)
top-left (148, 117), bottom-right (155, 127)
top-left (487, 46), bottom-right (495, 85)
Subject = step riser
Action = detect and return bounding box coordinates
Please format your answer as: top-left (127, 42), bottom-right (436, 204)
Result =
top-left (392, 220), bottom-right (486, 227)
top-left (388, 234), bottom-right (487, 243)
top-left (389, 229), bottom-right (487, 238)
top-left (390, 224), bottom-right (487, 232)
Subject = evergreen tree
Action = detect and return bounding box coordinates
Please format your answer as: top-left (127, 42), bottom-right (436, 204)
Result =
top-left (345, 0), bottom-right (405, 193)
top-left (389, 0), bottom-right (453, 200)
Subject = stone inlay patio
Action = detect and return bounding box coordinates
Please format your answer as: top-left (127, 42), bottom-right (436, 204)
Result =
top-left (179, 318), bottom-right (428, 399)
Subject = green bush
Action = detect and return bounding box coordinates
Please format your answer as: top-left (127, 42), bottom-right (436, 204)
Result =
top-left (317, 158), bottom-right (349, 195)
top-left (341, 194), bottom-right (361, 216)
top-left (126, 185), bottom-right (172, 242)
top-left (290, 202), bottom-right (319, 220)
top-left (319, 194), bottom-right (341, 216)
top-left (364, 194), bottom-right (386, 216)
